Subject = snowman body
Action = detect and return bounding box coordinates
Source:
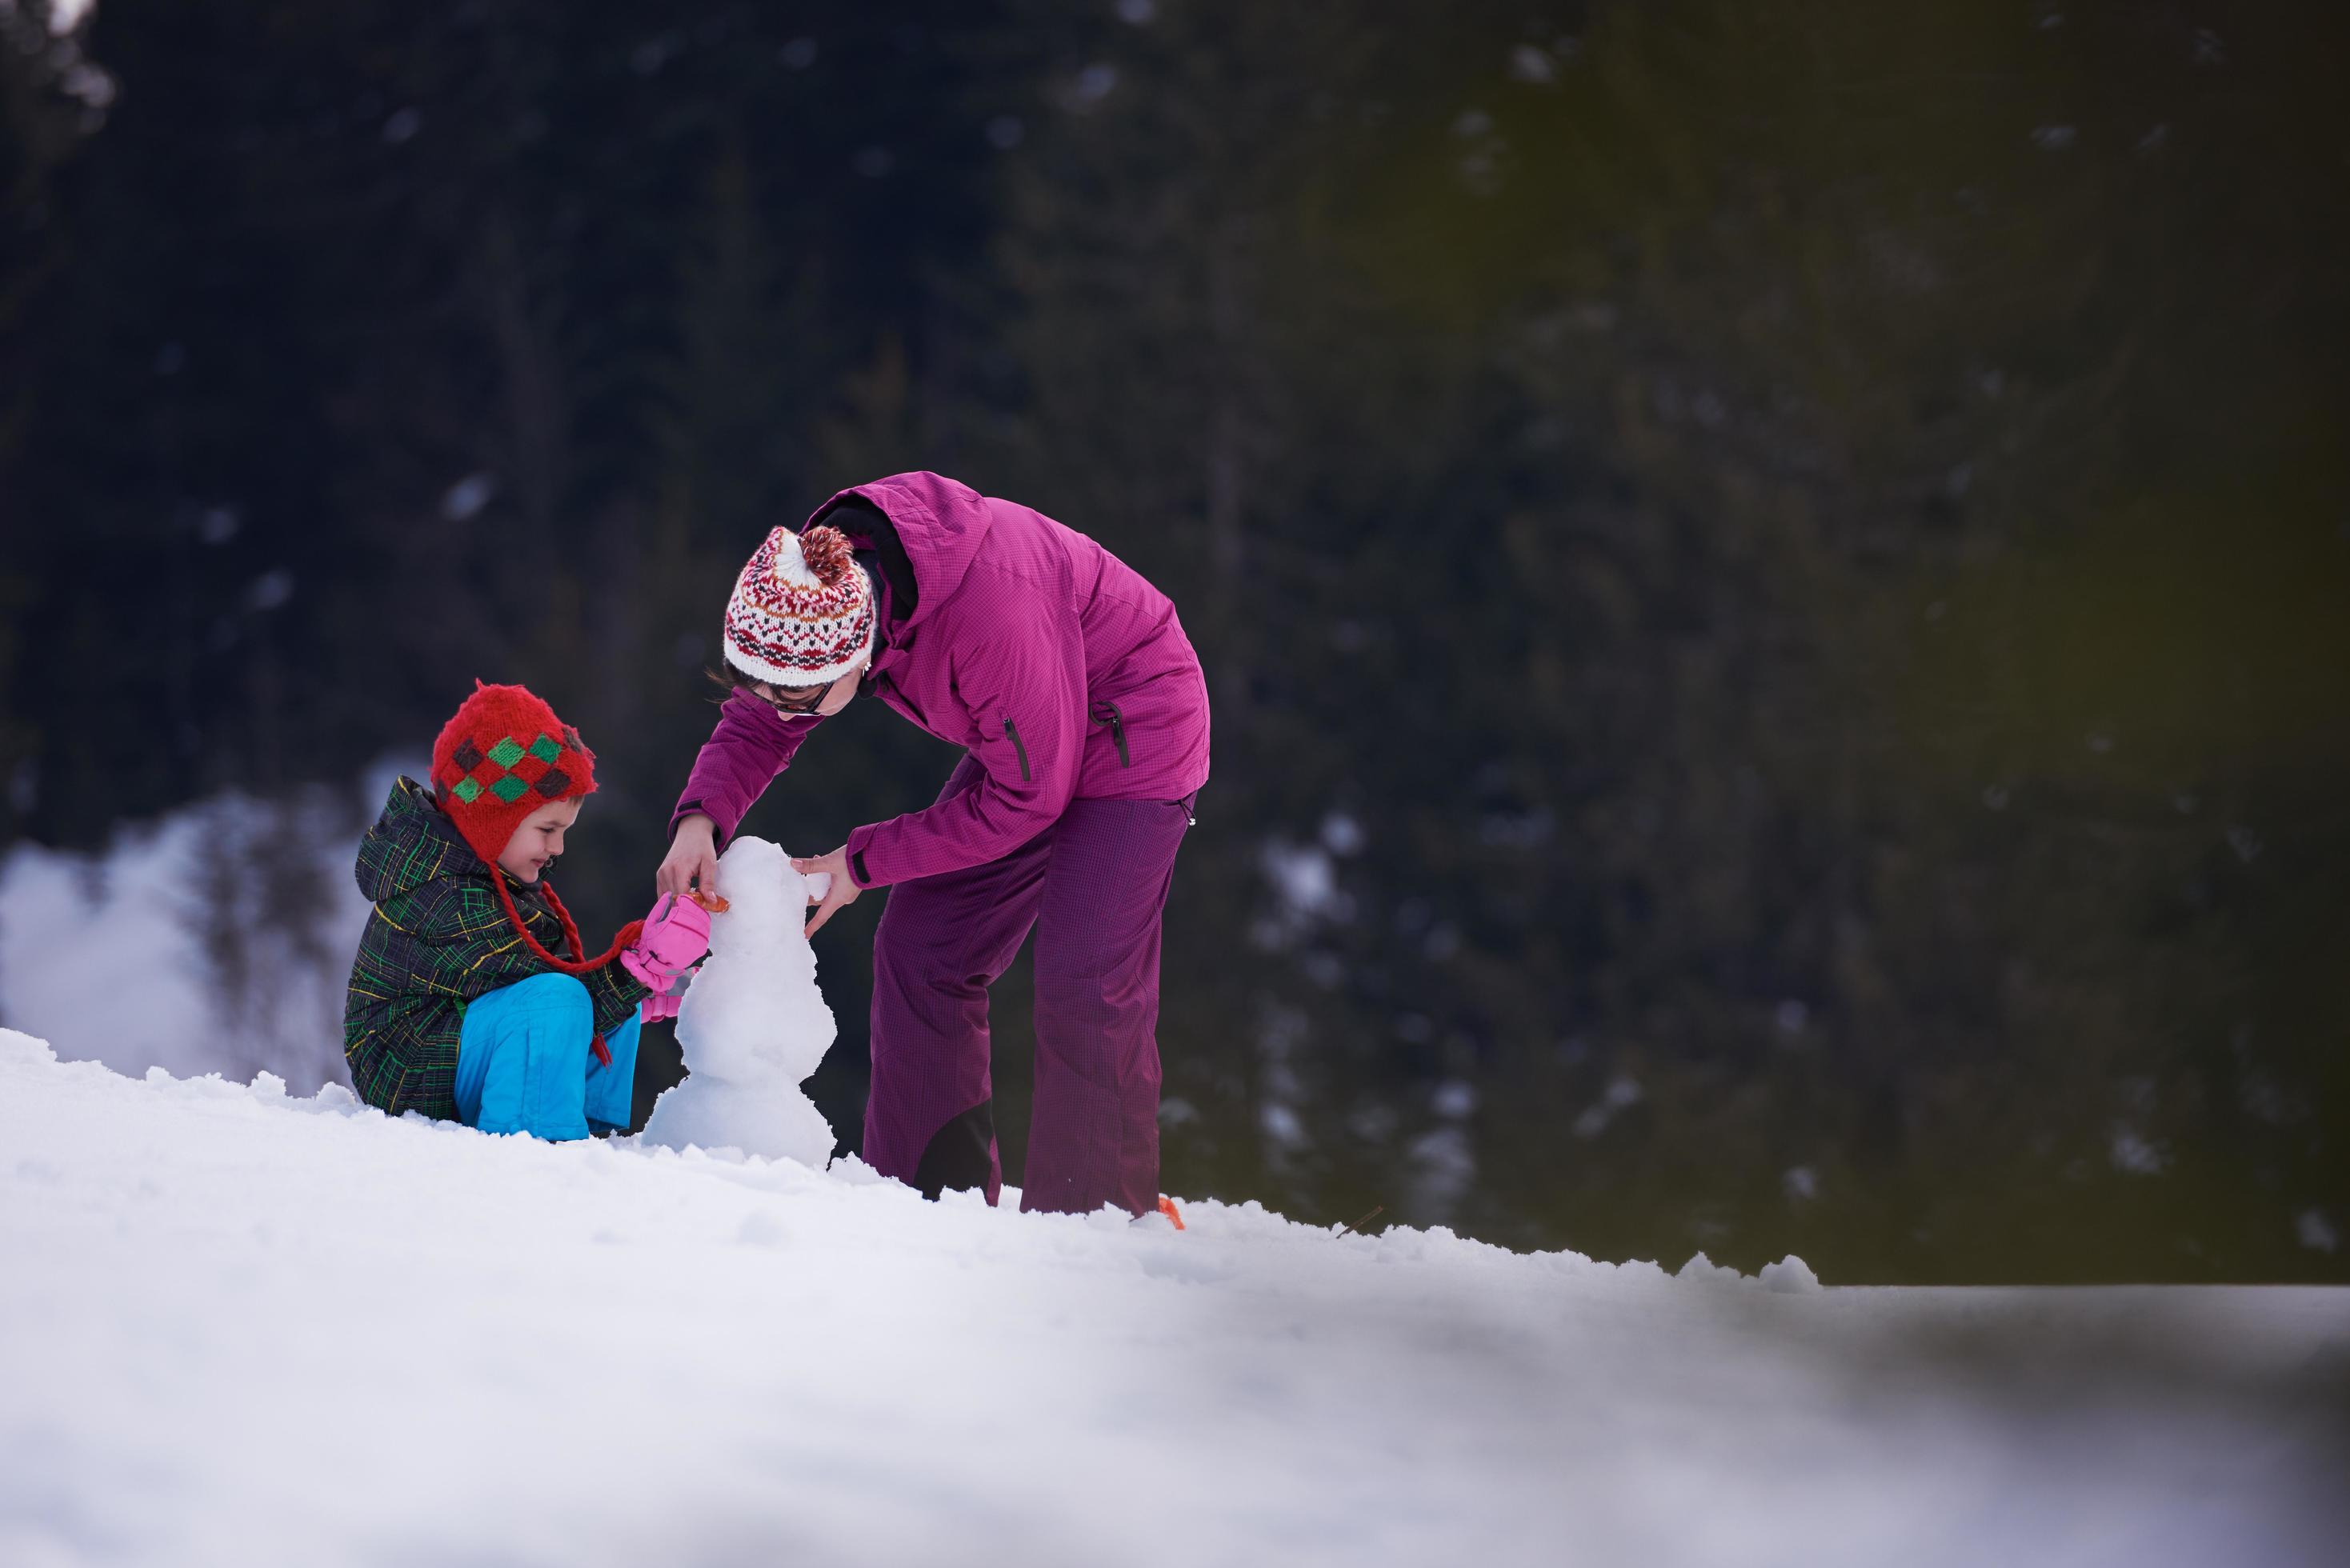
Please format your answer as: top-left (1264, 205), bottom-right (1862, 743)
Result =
top-left (641, 836), bottom-right (837, 1164)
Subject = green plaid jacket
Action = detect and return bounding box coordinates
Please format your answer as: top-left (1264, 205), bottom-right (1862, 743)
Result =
top-left (342, 778), bottom-right (647, 1120)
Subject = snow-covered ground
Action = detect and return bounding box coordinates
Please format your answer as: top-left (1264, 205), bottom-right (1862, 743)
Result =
top-left (4, 1032), bottom-right (2345, 1567)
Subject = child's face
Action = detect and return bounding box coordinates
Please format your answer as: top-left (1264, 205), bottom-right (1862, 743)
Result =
top-left (496, 798), bottom-right (583, 884)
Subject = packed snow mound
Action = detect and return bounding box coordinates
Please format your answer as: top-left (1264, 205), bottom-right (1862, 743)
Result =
top-left (4, 1032), bottom-right (2348, 1568)
top-left (641, 836), bottom-right (837, 1163)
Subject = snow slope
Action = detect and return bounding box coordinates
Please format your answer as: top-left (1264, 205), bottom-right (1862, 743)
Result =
top-left (3, 1032), bottom-right (2345, 1568)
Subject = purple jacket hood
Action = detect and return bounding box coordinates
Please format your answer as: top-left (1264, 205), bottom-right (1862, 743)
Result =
top-left (816, 470), bottom-right (988, 639)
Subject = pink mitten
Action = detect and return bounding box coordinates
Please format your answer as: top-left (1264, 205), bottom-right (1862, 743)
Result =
top-left (639, 964), bottom-right (695, 1024)
top-left (621, 892), bottom-right (712, 991)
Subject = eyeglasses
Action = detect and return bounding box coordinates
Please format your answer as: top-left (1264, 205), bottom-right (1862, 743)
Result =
top-left (753, 684), bottom-right (828, 718)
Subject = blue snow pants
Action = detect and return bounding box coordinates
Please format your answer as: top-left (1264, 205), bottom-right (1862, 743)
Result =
top-left (454, 973), bottom-right (642, 1141)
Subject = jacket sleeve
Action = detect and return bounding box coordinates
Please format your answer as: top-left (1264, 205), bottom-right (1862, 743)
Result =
top-left (843, 613), bottom-right (1087, 887)
top-left (384, 884), bottom-right (648, 1020)
top-left (583, 961), bottom-right (649, 1036)
top-left (671, 694), bottom-right (826, 848)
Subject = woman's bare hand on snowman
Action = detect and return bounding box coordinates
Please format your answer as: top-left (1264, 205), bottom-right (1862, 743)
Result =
top-left (658, 813), bottom-right (720, 900)
top-left (791, 846), bottom-right (860, 938)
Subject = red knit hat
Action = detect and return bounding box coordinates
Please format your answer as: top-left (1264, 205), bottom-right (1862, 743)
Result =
top-left (431, 682), bottom-right (598, 869)
top-left (722, 523), bottom-right (876, 687)
top-left (429, 684), bottom-right (639, 999)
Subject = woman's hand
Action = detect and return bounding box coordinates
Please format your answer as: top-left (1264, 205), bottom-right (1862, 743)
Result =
top-left (658, 814), bottom-right (720, 899)
top-left (791, 846), bottom-right (862, 938)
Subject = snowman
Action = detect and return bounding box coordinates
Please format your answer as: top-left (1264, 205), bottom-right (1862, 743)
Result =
top-left (641, 837), bottom-right (837, 1165)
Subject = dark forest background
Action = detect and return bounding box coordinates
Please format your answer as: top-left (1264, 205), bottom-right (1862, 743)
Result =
top-left (2, 0), bottom-right (2344, 1282)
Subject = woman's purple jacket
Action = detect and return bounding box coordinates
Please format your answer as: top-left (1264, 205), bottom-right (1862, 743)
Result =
top-left (672, 471), bottom-right (1212, 888)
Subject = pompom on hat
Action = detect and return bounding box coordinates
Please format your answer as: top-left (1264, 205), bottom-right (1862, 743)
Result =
top-left (722, 523), bottom-right (875, 688)
top-left (430, 683), bottom-right (641, 1008)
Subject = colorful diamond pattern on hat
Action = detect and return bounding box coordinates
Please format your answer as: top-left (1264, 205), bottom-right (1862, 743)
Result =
top-left (453, 731), bottom-right (576, 805)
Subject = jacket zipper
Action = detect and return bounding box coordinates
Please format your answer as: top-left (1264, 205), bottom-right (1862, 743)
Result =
top-left (1089, 701), bottom-right (1131, 767)
top-left (1003, 718), bottom-right (1031, 782)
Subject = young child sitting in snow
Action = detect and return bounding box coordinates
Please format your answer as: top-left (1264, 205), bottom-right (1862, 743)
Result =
top-left (342, 682), bottom-right (711, 1140)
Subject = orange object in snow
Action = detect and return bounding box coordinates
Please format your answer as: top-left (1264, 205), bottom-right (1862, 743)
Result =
top-left (1156, 1196), bottom-right (1185, 1230)
top-left (688, 889), bottom-right (731, 914)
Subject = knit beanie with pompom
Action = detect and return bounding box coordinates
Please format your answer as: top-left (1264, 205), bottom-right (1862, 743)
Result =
top-left (722, 523), bottom-right (876, 688)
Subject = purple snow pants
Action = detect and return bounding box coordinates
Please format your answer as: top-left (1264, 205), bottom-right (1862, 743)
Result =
top-left (865, 755), bottom-right (1194, 1217)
